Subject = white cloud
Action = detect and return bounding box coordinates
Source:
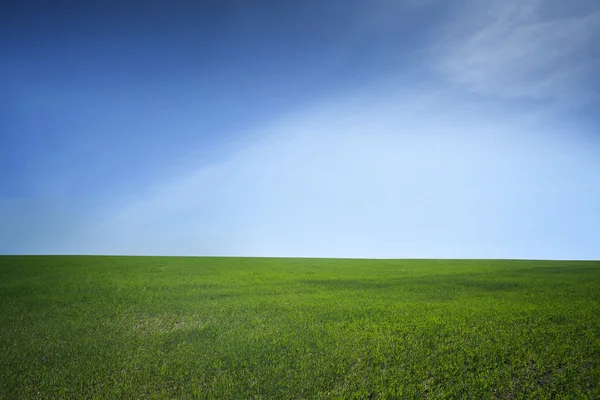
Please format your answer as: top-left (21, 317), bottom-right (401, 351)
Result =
top-left (435, 0), bottom-right (600, 101)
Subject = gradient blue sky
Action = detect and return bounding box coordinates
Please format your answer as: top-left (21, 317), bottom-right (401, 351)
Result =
top-left (2, 0), bottom-right (600, 258)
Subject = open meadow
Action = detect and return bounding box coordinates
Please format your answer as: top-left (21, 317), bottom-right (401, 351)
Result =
top-left (0, 256), bottom-right (599, 399)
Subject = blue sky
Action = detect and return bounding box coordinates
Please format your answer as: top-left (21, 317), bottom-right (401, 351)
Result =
top-left (2, 0), bottom-right (600, 258)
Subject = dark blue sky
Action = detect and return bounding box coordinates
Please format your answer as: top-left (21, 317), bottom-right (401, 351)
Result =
top-left (2, 1), bottom-right (442, 196)
top-left (2, 0), bottom-right (600, 258)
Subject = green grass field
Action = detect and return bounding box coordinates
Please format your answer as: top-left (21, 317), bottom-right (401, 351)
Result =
top-left (1, 256), bottom-right (599, 399)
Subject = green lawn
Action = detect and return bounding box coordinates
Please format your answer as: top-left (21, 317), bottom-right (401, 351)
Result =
top-left (1, 256), bottom-right (599, 399)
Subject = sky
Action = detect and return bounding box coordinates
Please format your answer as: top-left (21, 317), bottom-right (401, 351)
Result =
top-left (1, 0), bottom-right (600, 259)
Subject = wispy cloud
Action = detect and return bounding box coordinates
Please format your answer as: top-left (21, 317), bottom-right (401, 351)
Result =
top-left (435, 0), bottom-right (600, 102)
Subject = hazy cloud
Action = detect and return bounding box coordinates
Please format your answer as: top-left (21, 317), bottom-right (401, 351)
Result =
top-left (435, 0), bottom-right (600, 101)
top-left (63, 85), bottom-right (600, 259)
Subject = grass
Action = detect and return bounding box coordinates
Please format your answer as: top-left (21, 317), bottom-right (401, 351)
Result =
top-left (1, 256), bottom-right (599, 399)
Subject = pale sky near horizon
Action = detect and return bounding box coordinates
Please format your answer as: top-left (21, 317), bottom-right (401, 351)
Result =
top-left (2, 0), bottom-right (600, 259)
